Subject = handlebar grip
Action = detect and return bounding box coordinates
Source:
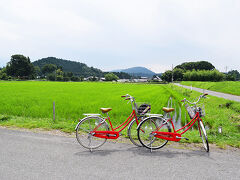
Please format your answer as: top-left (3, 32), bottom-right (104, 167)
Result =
top-left (125, 97), bottom-right (130, 100)
top-left (203, 93), bottom-right (208, 96)
top-left (121, 95), bottom-right (126, 98)
top-left (181, 100), bottom-right (185, 102)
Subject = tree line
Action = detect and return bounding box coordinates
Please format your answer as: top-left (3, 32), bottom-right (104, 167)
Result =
top-left (1, 55), bottom-right (239, 82)
top-left (161, 61), bottom-right (240, 82)
top-left (0, 54), bottom-right (128, 81)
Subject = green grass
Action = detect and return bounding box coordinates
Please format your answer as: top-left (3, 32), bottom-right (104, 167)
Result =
top-left (181, 81), bottom-right (240, 96)
top-left (169, 84), bottom-right (240, 148)
top-left (0, 81), bottom-right (239, 148)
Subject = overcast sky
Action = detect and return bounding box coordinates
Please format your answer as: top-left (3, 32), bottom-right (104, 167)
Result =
top-left (0, 0), bottom-right (239, 73)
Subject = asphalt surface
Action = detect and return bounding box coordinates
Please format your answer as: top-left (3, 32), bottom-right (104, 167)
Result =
top-left (0, 127), bottom-right (239, 180)
top-left (174, 83), bottom-right (240, 102)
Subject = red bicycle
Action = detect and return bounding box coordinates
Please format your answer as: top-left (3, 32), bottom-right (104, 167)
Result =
top-left (75, 94), bottom-right (151, 150)
top-left (137, 94), bottom-right (209, 152)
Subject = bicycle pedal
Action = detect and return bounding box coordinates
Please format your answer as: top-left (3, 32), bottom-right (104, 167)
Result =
top-left (176, 136), bottom-right (189, 140)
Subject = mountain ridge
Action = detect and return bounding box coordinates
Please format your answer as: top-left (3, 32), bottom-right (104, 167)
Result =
top-left (112, 66), bottom-right (155, 78)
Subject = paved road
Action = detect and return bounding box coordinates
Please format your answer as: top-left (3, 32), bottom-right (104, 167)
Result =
top-left (174, 83), bottom-right (240, 102)
top-left (0, 127), bottom-right (239, 180)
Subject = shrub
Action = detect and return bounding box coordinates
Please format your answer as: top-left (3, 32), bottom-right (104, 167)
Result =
top-left (56, 75), bottom-right (63, 81)
top-left (63, 77), bottom-right (70, 82)
top-left (71, 76), bottom-right (80, 81)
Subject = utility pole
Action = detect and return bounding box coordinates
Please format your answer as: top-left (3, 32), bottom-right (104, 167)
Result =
top-left (225, 66), bottom-right (228, 73)
top-left (53, 101), bottom-right (55, 123)
top-left (171, 64), bottom-right (174, 83)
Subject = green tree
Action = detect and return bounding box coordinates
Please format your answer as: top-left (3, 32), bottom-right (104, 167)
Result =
top-left (34, 66), bottom-right (41, 76)
top-left (56, 69), bottom-right (64, 81)
top-left (0, 67), bottom-right (9, 80)
top-left (175, 61), bottom-right (215, 71)
top-left (105, 73), bottom-right (119, 81)
top-left (47, 73), bottom-right (56, 81)
top-left (6, 54), bottom-right (35, 79)
top-left (66, 72), bottom-right (73, 77)
top-left (226, 70), bottom-right (240, 81)
top-left (42, 64), bottom-right (57, 75)
top-left (173, 68), bottom-right (184, 81)
top-left (161, 70), bottom-right (172, 82)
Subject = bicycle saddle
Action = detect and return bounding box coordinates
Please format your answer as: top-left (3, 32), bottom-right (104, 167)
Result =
top-left (162, 107), bottom-right (175, 113)
top-left (100, 108), bottom-right (112, 113)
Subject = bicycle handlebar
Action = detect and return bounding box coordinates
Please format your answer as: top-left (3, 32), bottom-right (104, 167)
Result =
top-left (121, 94), bottom-right (134, 101)
top-left (121, 94), bottom-right (130, 98)
top-left (182, 93), bottom-right (208, 105)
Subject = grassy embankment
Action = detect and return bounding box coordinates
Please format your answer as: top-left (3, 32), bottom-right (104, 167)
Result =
top-left (0, 81), bottom-right (239, 148)
top-left (181, 81), bottom-right (240, 96)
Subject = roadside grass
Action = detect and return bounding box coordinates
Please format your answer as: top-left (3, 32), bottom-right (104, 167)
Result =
top-left (0, 115), bottom-right (75, 133)
top-left (180, 81), bottom-right (240, 96)
top-left (0, 81), bottom-right (239, 148)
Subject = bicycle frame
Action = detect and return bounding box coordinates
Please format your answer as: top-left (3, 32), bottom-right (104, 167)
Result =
top-left (92, 109), bottom-right (140, 139)
top-left (154, 111), bottom-right (203, 142)
top-left (107, 110), bottom-right (138, 132)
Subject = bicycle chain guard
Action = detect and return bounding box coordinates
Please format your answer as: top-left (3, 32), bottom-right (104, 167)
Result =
top-left (92, 131), bottom-right (119, 139)
top-left (153, 131), bottom-right (182, 142)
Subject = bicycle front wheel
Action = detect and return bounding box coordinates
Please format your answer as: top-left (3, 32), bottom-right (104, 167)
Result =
top-left (128, 119), bottom-right (142, 147)
top-left (137, 117), bottom-right (171, 150)
top-left (76, 116), bottom-right (109, 150)
top-left (199, 120), bottom-right (209, 152)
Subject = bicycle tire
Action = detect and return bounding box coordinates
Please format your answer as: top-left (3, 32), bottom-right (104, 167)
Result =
top-left (137, 117), bottom-right (171, 150)
top-left (128, 119), bottom-right (142, 147)
top-left (76, 116), bottom-right (109, 149)
top-left (199, 120), bottom-right (209, 152)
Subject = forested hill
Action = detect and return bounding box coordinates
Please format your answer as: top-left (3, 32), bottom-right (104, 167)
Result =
top-left (33, 57), bottom-right (103, 77)
top-left (112, 67), bottom-right (155, 78)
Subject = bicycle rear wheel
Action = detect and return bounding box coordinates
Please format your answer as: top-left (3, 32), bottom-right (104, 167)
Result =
top-left (137, 117), bottom-right (171, 150)
top-left (199, 120), bottom-right (209, 152)
top-left (76, 116), bottom-right (109, 149)
top-left (128, 119), bottom-right (142, 147)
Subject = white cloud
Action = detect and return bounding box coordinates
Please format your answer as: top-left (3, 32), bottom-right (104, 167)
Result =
top-left (0, 0), bottom-right (240, 71)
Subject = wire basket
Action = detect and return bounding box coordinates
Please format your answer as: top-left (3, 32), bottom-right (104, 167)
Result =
top-left (197, 103), bottom-right (205, 117)
top-left (185, 103), bottom-right (205, 119)
top-left (135, 102), bottom-right (151, 115)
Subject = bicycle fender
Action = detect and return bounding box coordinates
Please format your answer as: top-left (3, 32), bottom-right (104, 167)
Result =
top-left (137, 116), bottom-right (165, 130)
top-left (136, 121), bottom-right (143, 130)
top-left (137, 117), bottom-right (152, 130)
top-left (75, 122), bottom-right (81, 130)
top-left (75, 116), bottom-right (106, 131)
